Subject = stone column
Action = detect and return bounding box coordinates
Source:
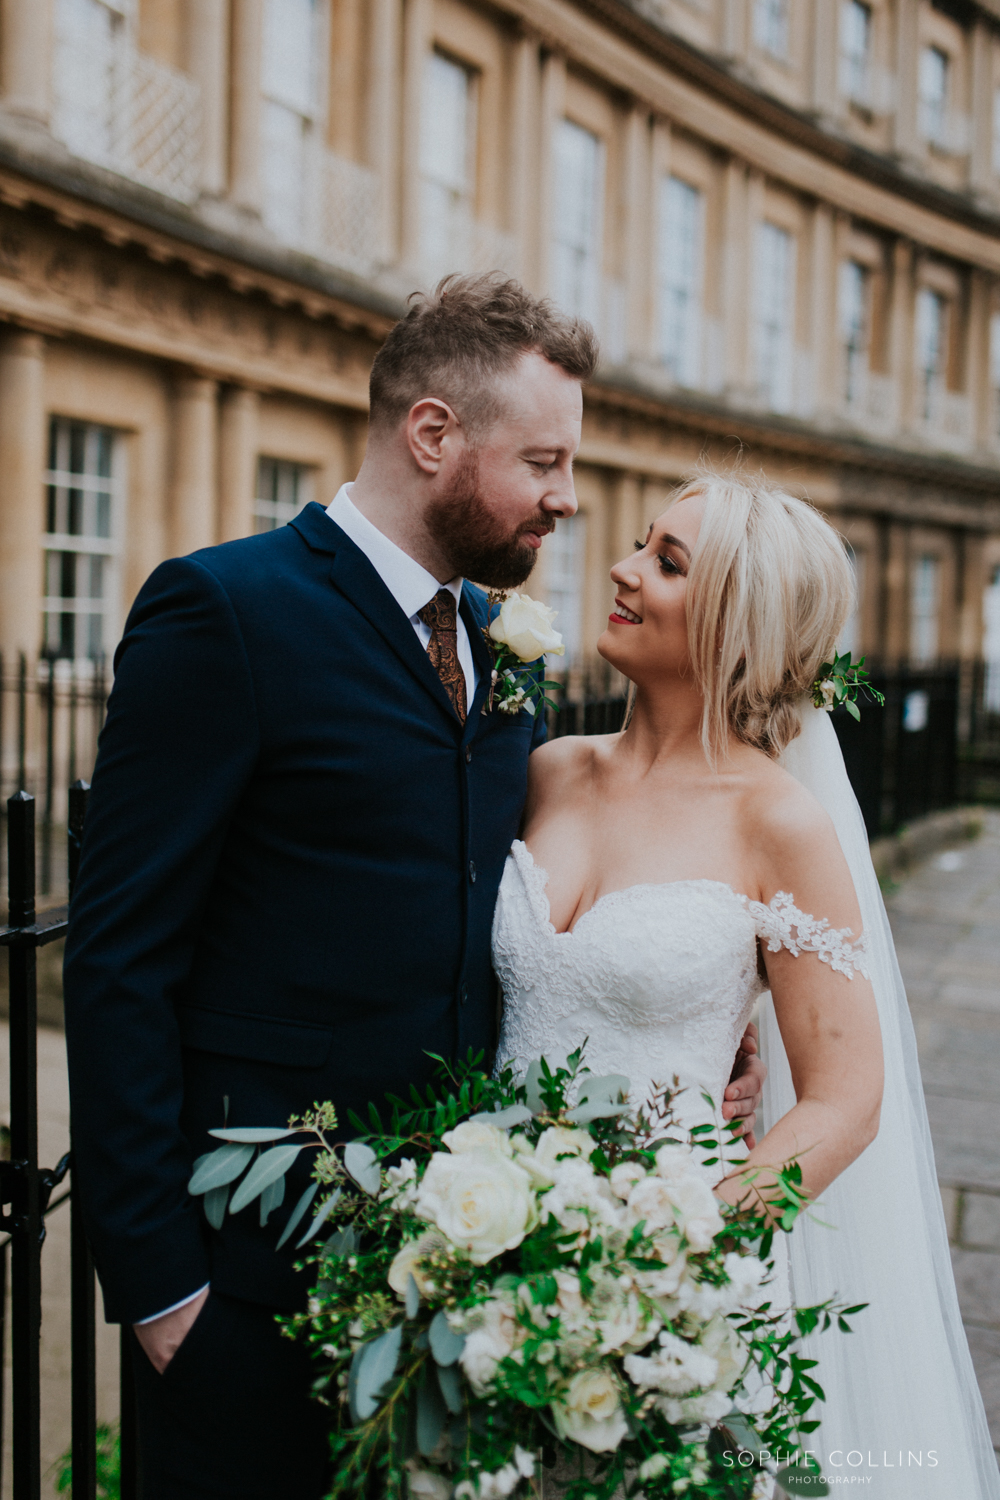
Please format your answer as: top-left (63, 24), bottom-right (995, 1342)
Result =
top-left (887, 238), bottom-right (915, 431)
top-left (810, 201), bottom-right (836, 416)
top-left (883, 520), bottom-right (910, 666)
top-left (537, 52), bottom-right (567, 300)
top-left (0, 330), bottom-right (46, 660)
top-left (611, 472), bottom-right (643, 570)
top-left (187, 0), bottom-right (229, 197)
top-left (230, 0), bottom-right (264, 215)
top-left (399, 0), bottom-right (432, 272)
top-left (969, 19), bottom-right (994, 195)
top-left (965, 269), bottom-right (990, 447)
top-left (170, 375), bottom-right (219, 556)
top-left (368, 0), bottom-right (402, 265)
top-left (0, 0), bottom-right (52, 123)
top-left (509, 31), bottom-right (540, 288)
top-left (810, 0), bottom-right (839, 120)
top-left (623, 105), bottom-right (653, 363)
top-left (218, 386), bottom-right (259, 542)
top-left (893, 0), bottom-right (920, 160)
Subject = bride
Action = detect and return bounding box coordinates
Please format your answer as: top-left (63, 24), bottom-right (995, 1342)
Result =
top-left (492, 473), bottom-right (999, 1497)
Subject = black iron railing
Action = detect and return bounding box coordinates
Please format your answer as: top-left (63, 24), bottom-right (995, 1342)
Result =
top-left (0, 784), bottom-right (138, 1500)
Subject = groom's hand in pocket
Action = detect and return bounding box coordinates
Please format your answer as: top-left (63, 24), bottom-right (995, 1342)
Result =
top-left (723, 1022), bottom-right (767, 1150)
top-left (133, 1286), bottom-right (210, 1375)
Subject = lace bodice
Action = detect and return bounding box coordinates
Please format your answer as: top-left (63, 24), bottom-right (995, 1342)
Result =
top-left (492, 841), bottom-right (869, 1168)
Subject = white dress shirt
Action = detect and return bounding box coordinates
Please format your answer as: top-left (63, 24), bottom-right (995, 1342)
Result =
top-left (140, 487), bottom-right (478, 1328)
top-left (326, 484), bottom-right (478, 709)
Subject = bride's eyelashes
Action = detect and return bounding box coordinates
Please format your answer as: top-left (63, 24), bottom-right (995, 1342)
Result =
top-left (633, 539), bottom-right (681, 576)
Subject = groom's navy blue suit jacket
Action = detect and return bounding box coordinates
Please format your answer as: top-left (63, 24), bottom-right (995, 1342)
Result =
top-left (63, 502), bottom-right (544, 1325)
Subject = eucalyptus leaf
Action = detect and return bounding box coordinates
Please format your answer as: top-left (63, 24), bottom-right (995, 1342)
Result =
top-left (324, 1224), bottom-right (360, 1258)
top-left (429, 1308), bottom-right (465, 1367)
top-left (776, 1466), bottom-right (829, 1497)
top-left (524, 1059), bottom-right (546, 1114)
top-left (353, 1323), bottom-right (404, 1421)
top-left (344, 1141), bottom-right (382, 1196)
top-left (259, 1171), bottom-right (286, 1227)
top-left (576, 1073), bottom-right (630, 1106)
top-left (188, 1143), bottom-right (254, 1195)
top-left (719, 1411), bottom-right (768, 1460)
top-left (565, 1100), bottom-right (629, 1124)
top-left (417, 1376), bottom-right (447, 1456)
top-left (208, 1127), bottom-right (301, 1143)
top-left (406, 1273), bottom-right (420, 1319)
top-left (297, 1187), bottom-right (343, 1249)
top-left (436, 1361), bottom-right (464, 1415)
top-left (276, 1180), bottom-right (321, 1250)
top-left (229, 1144), bottom-right (303, 1215)
top-left (467, 1105), bottom-right (533, 1129)
top-left (203, 1183), bottom-right (229, 1230)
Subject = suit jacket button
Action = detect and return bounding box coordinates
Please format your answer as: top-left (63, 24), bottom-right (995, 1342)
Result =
top-left (469, 860), bottom-right (477, 884)
top-left (465, 746), bottom-right (472, 763)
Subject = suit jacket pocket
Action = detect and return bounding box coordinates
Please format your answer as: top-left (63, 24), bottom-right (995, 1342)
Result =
top-left (176, 1004), bottom-right (334, 1068)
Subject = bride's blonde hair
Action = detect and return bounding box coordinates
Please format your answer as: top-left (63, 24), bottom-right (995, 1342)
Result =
top-left (671, 471), bottom-right (854, 762)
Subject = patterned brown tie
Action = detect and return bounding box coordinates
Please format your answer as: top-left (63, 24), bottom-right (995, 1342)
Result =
top-left (418, 588), bottom-right (467, 723)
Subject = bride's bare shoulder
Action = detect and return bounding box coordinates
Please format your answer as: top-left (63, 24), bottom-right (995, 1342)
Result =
top-left (737, 753), bottom-right (848, 898)
top-left (526, 733), bottom-right (616, 804)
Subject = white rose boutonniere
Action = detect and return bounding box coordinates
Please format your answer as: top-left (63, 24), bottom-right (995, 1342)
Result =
top-left (484, 591), bottom-right (564, 718)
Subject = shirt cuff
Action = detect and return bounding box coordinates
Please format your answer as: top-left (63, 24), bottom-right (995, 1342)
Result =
top-left (134, 1283), bottom-right (210, 1326)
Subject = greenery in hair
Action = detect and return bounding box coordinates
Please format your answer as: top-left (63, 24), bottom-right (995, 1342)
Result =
top-left (811, 653), bottom-right (885, 722)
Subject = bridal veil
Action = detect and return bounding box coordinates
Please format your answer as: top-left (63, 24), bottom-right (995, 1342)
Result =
top-left (758, 701), bottom-right (999, 1496)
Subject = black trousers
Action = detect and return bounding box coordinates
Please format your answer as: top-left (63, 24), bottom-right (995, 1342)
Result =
top-left (130, 1291), bottom-right (331, 1499)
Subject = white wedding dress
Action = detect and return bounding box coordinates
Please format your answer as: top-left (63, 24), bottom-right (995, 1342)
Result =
top-left (491, 704), bottom-right (1000, 1498)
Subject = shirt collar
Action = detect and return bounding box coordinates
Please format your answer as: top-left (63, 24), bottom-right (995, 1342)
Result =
top-left (326, 484), bottom-right (463, 621)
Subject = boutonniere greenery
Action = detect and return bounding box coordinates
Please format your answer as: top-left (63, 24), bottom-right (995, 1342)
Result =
top-left (811, 652), bottom-right (885, 722)
top-left (482, 591), bottom-right (565, 717)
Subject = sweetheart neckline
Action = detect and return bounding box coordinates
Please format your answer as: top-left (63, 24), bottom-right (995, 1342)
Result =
top-left (510, 839), bottom-right (753, 938)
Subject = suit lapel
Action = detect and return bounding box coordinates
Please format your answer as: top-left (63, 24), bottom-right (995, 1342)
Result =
top-left (292, 506), bottom-right (462, 726)
top-left (461, 586), bottom-right (495, 733)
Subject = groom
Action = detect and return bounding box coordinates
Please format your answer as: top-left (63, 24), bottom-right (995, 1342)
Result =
top-left (63, 274), bottom-right (765, 1500)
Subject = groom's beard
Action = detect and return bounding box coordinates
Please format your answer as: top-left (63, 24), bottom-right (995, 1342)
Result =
top-left (425, 451), bottom-right (554, 589)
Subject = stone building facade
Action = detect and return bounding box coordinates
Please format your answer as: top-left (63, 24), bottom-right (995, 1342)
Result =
top-left (0, 0), bottom-right (999, 792)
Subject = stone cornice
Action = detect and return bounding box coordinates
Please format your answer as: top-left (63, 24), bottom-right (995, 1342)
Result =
top-left (584, 371), bottom-right (1000, 514)
top-left (519, 0), bottom-right (1000, 265)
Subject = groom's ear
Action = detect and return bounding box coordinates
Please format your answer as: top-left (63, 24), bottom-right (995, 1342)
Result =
top-left (406, 396), bottom-right (461, 473)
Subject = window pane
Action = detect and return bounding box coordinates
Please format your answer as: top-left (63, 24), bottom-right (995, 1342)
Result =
top-left (551, 120), bottom-right (602, 322)
top-left (254, 457), bottom-right (313, 533)
top-left (43, 416), bottom-right (119, 660)
top-left (659, 176), bottom-right (704, 387)
top-left (839, 260), bottom-right (869, 401)
top-left (261, 99), bottom-right (308, 241)
top-left (754, 222), bottom-right (795, 412)
top-left (984, 565), bottom-right (1000, 712)
top-left (840, 0), bottom-right (871, 100)
top-left (911, 555), bottom-right (940, 665)
top-left (421, 53), bottom-right (471, 193)
top-left (544, 515), bottom-right (587, 663)
top-left (919, 47), bottom-right (948, 143)
top-left (261, 0), bottom-right (316, 115)
top-left (754, 0), bottom-right (789, 57)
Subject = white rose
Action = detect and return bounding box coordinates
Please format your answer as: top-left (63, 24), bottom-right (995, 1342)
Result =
top-left (384, 1158), bottom-right (420, 1210)
top-left (699, 1314), bottom-right (744, 1392)
top-left (625, 1175), bottom-right (679, 1234)
top-left (623, 1330), bottom-right (718, 1396)
top-left (664, 1176), bottom-right (724, 1252)
top-left (457, 1293), bottom-right (519, 1394)
top-left (719, 1251), bottom-right (768, 1311)
top-left (609, 1161), bottom-right (646, 1200)
top-left (406, 1465), bottom-right (451, 1500)
top-left (818, 679), bottom-right (837, 712)
top-left (552, 1369), bottom-right (629, 1453)
top-left (415, 1149), bottom-right (536, 1265)
top-left (657, 1389), bottom-right (731, 1424)
top-left (387, 1228), bottom-right (449, 1298)
top-left (442, 1121), bottom-right (513, 1158)
top-left (654, 1143), bottom-right (698, 1184)
top-left (515, 1126), bottom-right (594, 1187)
top-left (489, 593), bottom-right (565, 663)
top-left (543, 1158), bottom-right (623, 1236)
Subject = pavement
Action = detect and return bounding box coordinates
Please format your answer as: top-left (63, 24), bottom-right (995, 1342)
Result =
top-left (884, 809), bottom-right (1000, 1463)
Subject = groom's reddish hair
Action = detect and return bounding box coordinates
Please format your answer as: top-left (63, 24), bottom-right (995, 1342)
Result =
top-left (368, 272), bottom-right (598, 437)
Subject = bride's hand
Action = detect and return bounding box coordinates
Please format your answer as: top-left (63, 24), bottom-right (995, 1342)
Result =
top-left (723, 1022), bottom-right (767, 1150)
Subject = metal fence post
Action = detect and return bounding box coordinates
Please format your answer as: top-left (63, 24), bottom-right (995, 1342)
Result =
top-left (7, 791), bottom-right (41, 1500)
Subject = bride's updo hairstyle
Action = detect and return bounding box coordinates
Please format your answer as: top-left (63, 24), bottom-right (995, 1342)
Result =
top-left (676, 472), bottom-right (854, 761)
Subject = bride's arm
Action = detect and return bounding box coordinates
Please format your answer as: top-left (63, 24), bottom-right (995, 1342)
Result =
top-left (714, 780), bottom-right (884, 1215)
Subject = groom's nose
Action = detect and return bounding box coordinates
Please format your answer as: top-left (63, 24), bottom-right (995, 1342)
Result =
top-left (541, 468), bottom-right (578, 519)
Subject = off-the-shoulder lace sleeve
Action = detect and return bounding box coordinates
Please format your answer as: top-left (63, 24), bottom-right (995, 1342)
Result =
top-left (739, 891), bottom-right (870, 979)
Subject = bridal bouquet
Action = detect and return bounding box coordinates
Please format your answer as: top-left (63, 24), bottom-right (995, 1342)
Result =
top-left (190, 1053), bottom-right (859, 1500)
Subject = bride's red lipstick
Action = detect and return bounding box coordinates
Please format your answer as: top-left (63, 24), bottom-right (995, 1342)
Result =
top-left (609, 598), bottom-right (641, 625)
